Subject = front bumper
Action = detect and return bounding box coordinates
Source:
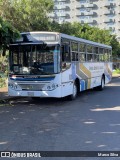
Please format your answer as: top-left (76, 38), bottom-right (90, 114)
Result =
top-left (8, 87), bottom-right (62, 98)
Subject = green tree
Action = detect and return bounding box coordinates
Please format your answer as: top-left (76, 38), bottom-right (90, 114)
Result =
top-left (0, 0), bottom-right (54, 31)
top-left (110, 35), bottom-right (120, 56)
top-left (0, 17), bottom-right (19, 56)
top-left (51, 21), bottom-right (120, 56)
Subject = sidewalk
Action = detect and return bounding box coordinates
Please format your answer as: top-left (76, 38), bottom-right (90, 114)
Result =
top-left (0, 87), bottom-right (9, 101)
top-left (112, 74), bottom-right (120, 78)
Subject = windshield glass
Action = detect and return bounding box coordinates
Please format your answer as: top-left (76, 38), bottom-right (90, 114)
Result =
top-left (9, 45), bottom-right (60, 75)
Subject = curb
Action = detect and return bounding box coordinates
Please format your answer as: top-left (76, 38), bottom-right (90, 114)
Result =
top-left (112, 76), bottom-right (120, 79)
top-left (0, 96), bottom-right (23, 103)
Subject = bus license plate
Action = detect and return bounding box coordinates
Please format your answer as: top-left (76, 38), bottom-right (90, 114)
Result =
top-left (28, 92), bottom-right (34, 97)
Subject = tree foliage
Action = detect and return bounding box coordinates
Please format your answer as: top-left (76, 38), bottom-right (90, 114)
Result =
top-left (110, 35), bottom-right (120, 56)
top-left (49, 22), bottom-right (120, 56)
top-left (0, 0), bottom-right (119, 56)
top-left (0, 17), bottom-right (19, 56)
top-left (0, 0), bottom-right (54, 32)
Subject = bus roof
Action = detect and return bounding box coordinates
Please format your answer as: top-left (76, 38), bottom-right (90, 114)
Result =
top-left (21, 31), bottom-right (112, 49)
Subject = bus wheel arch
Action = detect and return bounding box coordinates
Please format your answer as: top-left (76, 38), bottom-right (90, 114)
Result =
top-left (75, 78), bottom-right (80, 94)
top-left (102, 74), bottom-right (105, 84)
top-left (68, 78), bottom-right (80, 100)
top-left (98, 74), bottom-right (105, 91)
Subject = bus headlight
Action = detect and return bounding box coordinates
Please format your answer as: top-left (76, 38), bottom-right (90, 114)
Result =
top-left (47, 86), bottom-right (51, 90)
top-left (8, 82), bottom-right (18, 90)
top-left (42, 83), bottom-right (59, 91)
top-left (8, 83), bottom-right (13, 88)
top-left (14, 84), bottom-right (18, 89)
top-left (52, 84), bottom-right (56, 90)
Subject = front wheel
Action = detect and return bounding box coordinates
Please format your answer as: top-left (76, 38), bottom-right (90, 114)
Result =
top-left (68, 82), bottom-right (78, 100)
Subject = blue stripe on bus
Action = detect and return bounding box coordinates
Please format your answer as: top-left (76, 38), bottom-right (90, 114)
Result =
top-left (106, 74), bottom-right (111, 81)
top-left (10, 77), bottom-right (55, 81)
top-left (80, 80), bottom-right (85, 91)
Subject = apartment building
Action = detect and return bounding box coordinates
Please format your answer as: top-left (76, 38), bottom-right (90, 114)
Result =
top-left (50, 0), bottom-right (120, 41)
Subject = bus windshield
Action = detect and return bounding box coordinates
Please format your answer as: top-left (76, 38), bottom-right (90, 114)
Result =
top-left (9, 44), bottom-right (60, 75)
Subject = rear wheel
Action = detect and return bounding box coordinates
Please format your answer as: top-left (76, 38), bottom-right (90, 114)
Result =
top-left (97, 76), bottom-right (105, 91)
top-left (68, 82), bottom-right (78, 100)
top-left (31, 97), bottom-right (40, 100)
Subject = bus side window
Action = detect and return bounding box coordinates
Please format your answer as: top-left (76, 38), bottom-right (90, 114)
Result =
top-left (61, 44), bottom-right (71, 62)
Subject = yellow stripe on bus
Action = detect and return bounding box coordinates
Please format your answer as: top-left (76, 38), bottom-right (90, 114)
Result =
top-left (106, 64), bottom-right (112, 76)
top-left (80, 64), bottom-right (91, 89)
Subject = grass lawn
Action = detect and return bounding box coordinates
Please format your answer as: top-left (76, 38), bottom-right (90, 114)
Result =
top-left (112, 69), bottom-right (120, 76)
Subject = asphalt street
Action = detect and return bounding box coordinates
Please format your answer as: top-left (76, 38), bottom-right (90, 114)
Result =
top-left (0, 77), bottom-right (120, 160)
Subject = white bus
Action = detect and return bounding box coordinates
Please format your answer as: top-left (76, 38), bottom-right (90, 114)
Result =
top-left (8, 32), bottom-right (112, 100)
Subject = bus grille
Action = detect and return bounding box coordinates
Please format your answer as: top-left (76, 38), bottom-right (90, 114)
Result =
top-left (18, 83), bottom-right (45, 91)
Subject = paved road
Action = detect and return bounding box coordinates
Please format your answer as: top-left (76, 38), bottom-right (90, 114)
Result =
top-left (0, 77), bottom-right (120, 160)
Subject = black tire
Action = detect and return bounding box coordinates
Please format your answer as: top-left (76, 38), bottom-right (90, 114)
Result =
top-left (68, 82), bottom-right (78, 100)
top-left (31, 97), bottom-right (40, 100)
top-left (97, 76), bottom-right (105, 91)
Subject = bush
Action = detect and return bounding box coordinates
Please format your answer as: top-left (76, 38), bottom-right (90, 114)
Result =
top-left (0, 77), bottom-right (7, 88)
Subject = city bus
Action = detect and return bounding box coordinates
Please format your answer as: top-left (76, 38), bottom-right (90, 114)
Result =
top-left (8, 32), bottom-right (112, 100)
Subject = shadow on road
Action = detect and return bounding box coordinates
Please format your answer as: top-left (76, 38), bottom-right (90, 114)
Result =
top-left (0, 81), bottom-right (120, 152)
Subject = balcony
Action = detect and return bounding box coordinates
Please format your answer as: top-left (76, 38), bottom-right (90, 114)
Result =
top-left (56, 12), bottom-right (66, 17)
top-left (84, 11), bottom-right (96, 16)
top-left (54, 5), bottom-right (66, 10)
top-left (88, 20), bottom-right (97, 24)
top-left (65, 6), bottom-right (70, 11)
top-left (76, 12), bottom-right (84, 16)
top-left (54, 5), bottom-right (70, 10)
top-left (85, 11), bottom-right (95, 16)
top-left (76, 4), bottom-right (85, 9)
top-left (76, 4), bottom-right (97, 9)
top-left (104, 3), bottom-right (116, 7)
top-left (104, 19), bottom-right (115, 23)
top-left (77, 0), bottom-right (98, 1)
top-left (76, 11), bottom-right (97, 16)
top-left (54, 0), bottom-right (66, 1)
top-left (104, 10), bottom-right (115, 15)
top-left (89, 0), bottom-right (98, 2)
top-left (86, 4), bottom-right (97, 8)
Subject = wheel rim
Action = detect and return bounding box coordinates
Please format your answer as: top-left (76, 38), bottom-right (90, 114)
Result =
top-left (73, 83), bottom-right (77, 98)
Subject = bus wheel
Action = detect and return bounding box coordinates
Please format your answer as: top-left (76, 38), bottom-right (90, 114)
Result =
top-left (98, 76), bottom-right (105, 91)
top-left (69, 82), bottom-right (78, 100)
top-left (31, 97), bottom-right (40, 100)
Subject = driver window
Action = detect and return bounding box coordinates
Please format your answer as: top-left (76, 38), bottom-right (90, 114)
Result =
top-left (61, 44), bottom-right (71, 62)
top-left (61, 44), bottom-right (71, 71)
